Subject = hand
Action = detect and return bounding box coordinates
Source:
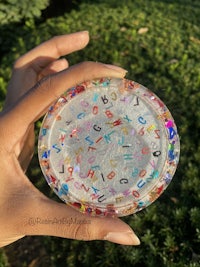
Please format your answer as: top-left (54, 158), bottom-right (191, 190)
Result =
top-left (0, 31), bottom-right (140, 247)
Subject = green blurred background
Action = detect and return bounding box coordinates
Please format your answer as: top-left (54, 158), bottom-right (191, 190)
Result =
top-left (0, 0), bottom-right (200, 266)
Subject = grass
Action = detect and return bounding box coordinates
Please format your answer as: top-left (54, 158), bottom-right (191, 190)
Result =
top-left (0, 0), bottom-right (200, 266)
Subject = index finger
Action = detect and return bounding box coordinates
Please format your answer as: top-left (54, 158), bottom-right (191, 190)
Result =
top-left (14, 31), bottom-right (90, 68)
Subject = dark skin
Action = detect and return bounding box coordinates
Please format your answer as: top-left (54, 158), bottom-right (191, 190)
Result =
top-left (0, 31), bottom-right (140, 247)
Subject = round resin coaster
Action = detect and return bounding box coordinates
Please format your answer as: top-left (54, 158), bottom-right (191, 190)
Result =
top-left (38, 78), bottom-right (180, 217)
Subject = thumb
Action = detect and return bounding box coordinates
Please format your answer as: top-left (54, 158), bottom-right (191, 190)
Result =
top-left (24, 196), bottom-right (140, 246)
top-left (1, 61), bottom-right (127, 147)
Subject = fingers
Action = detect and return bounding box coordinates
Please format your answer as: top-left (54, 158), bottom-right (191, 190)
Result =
top-left (5, 32), bottom-right (85, 108)
top-left (5, 58), bottom-right (69, 110)
top-left (14, 31), bottom-right (90, 69)
top-left (22, 197), bottom-right (140, 246)
top-left (38, 58), bottom-right (69, 80)
top-left (2, 62), bottom-right (127, 148)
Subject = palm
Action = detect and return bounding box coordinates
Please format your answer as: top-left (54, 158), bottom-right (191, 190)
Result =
top-left (5, 71), bottom-right (39, 170)
top-left (4, 54), bottom-right (68, 171)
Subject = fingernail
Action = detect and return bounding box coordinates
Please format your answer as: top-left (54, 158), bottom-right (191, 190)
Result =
top-left (104, 231), bottom-right (140, 246)
top-left (104, 64), bottom-right (128, 76)
top-left (80, 30), bottom-right (89, 35)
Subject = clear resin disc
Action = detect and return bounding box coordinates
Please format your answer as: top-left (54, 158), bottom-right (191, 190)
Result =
top-left (38, 78), bottom-right (180, 217)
